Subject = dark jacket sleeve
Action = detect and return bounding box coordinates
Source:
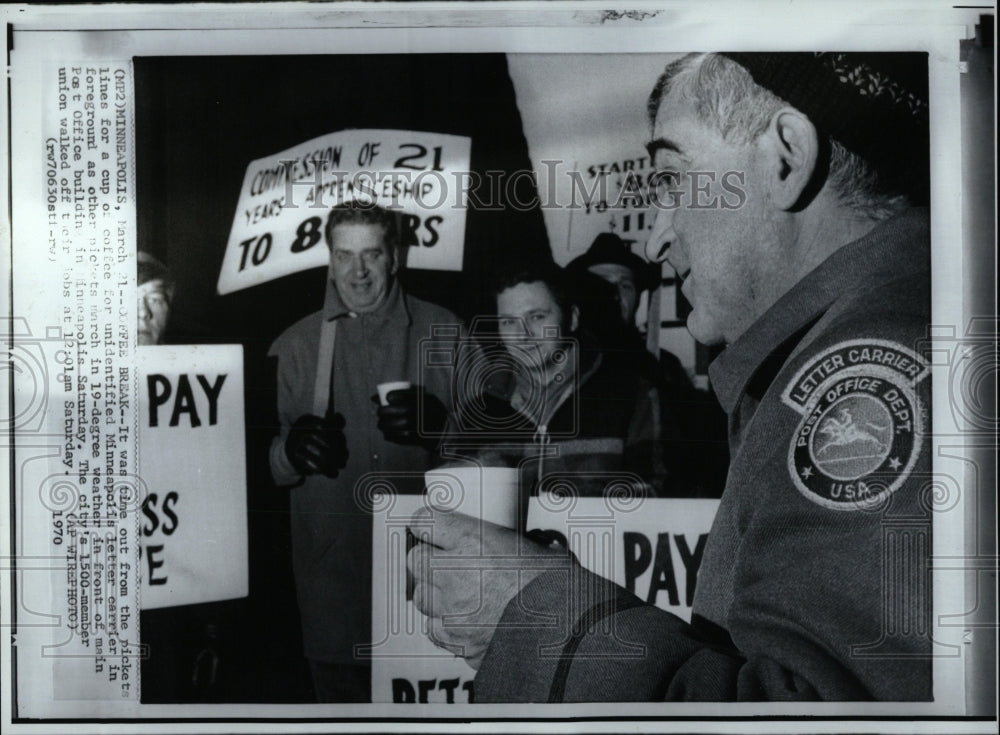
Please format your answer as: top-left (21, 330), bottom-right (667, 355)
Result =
top-left (475, 566), bottom-right (743, 702)
top-left (475, 543), bottom-right (927, 704)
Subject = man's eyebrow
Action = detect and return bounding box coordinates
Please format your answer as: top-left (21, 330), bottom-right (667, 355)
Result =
top-left (645, 137), bottom-right (684, 162)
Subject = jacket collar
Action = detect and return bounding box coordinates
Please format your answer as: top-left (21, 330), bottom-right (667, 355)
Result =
top-left (321, 273), bottom-right (412, 325)
top-left (708, 207), bottom-right (929, 415)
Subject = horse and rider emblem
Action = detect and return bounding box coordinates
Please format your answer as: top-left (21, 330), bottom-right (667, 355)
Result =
top-left (782, 340), bottom-right (928, 511)
top-left (810, 395), bottom-right (894, 481)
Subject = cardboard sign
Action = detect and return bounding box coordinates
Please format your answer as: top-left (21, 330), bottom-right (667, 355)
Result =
top-left (368, 494), bottom-right (477, 704)
top-left (136, 345), bottom-right (248, 609)
top-left (507, 54), bottom-right (675, 263)
top-left (370, 493), bottom-right (719, 702)
top-left (527, 494), bottom-right (720, 619)
top-left (560, 155), bottom-right (657, 258)
top-left (217, 129), bottom-right (472, 294)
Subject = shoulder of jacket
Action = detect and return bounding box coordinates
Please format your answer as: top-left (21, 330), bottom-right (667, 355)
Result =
top-left (830, 256), bottom-right (929, 322)
top-left (792, 265), bottom-right (930, 364)
top-left (406, 295), bottom-right (464, 330)
top-left (268, 310), bottom-right (324, 358)
top-left (770, 281), bottom-right (932, 512)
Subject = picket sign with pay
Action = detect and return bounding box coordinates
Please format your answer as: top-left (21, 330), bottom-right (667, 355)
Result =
top-left (136, 345), bottom-right (248, 609)
top-left (369, 491), bottom-right (719, 703)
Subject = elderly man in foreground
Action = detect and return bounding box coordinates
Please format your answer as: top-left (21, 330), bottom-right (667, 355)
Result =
top-left (408, 52), bottom-right (933, 702)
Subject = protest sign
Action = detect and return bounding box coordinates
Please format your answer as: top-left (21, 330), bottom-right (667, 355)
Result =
top-left (217, 129), bottom-right (471, 295)
top-left (507, 54), bottom-right (671, 263)
top-left (368, 493), bottom-right (477, 704)
top-left (528, 493), bottom-right (720, 620)
top-left (136, 345), bottom-right (248, 609)
top-left (370, 493), bottom-right (719, 702)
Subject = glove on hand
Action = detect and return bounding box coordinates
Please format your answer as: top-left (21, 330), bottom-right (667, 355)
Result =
top-left (284, 413), bottom-right (348, 478)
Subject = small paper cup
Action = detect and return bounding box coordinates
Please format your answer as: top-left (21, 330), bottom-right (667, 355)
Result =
top-left (377, 380), bottom-right (412, 406)
top-left (424, 466), bottom-right (520, 529)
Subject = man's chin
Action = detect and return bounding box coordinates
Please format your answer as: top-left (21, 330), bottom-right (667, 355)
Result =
top-left (685, 315), bottom-right (726, 348)
top-left (344, 292), bottom-right (384, 314)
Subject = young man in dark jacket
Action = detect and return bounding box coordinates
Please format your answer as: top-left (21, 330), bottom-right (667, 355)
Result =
top-left (443, 264), bottom-right (666, 502)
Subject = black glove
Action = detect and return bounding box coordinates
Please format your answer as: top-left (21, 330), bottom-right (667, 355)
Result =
top-left (376, 387), bottom-right (447, 447)
top-left (284, 413), bottom-right (348, 478)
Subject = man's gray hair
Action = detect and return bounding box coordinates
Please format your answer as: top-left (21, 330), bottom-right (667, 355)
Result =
top-left (648, 53), bottom-right (906, 220)
top-left (324, 200), bottom-right (399, 250)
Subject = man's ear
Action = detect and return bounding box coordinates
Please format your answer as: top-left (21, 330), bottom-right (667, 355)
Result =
top-left (569, 304), bottom-right (579, 334)
top-left (759, 107), bottom-right (820, 211)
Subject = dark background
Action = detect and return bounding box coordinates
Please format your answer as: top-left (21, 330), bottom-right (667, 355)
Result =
top-left (134, 54), bottom-right (549, 702)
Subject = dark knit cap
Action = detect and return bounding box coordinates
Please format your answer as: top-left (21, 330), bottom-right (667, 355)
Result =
top-left (567, 233), bottom-right (660, 292)
top-left (720, 52), bottom-right (929, 201)
top-left (138, 251), bottom-right (175, 293)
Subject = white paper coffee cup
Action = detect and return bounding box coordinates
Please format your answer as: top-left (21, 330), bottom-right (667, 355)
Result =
top-left (423, 466), bottom-right (520, 529)
top-left (377, 380), bottom-right (412, 406)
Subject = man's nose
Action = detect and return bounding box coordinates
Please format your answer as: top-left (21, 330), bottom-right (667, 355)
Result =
top-left (644, 206), bottom-right (676, 264)
top-left (353, 256), bottom-right (368, 277)
top-left (138, 297), bottom-right (151, 320)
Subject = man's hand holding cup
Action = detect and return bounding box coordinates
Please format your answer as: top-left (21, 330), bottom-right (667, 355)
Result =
top-left (376, 381), bottom-right (447, 448)
top-left (406, 467), bottom-right (569, 669)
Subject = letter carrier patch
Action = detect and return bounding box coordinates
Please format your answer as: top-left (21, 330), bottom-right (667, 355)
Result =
top-left (781, 339), bottom-right (929, 511)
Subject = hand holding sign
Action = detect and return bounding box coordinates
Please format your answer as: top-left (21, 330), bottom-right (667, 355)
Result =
top-left (406, 507), bottom-right (569, 669)
top-left (285, 413), bottom-right (349, 478)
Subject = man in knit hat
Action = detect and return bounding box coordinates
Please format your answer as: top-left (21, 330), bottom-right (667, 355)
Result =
top-left (408, 52), bottom-right (933, 701)
top-left (137, 251), bottom-right (175, 346)
top-left (566, 233), bottom-right (727, 498)
top-left (566, 232), bottom-right (660, 335)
